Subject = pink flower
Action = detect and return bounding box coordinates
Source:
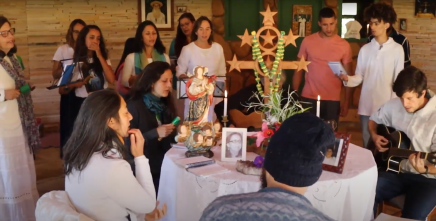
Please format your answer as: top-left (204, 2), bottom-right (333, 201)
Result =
top-left (256, 131), bottom-right (266, 147)
top-left (261, 122), bottom-right (268, 131)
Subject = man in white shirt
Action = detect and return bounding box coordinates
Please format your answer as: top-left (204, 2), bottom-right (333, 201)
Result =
top-left (370, 66), bottom-right (436, 220)
top-left (340, 3), bottom-right (404, 148)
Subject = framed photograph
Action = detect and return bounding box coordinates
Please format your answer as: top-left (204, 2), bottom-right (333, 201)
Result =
top-left (221, 128), bottom-right (247, 162)
top-left (322, 132), bottom-right (351, 174)
top-left (415, 0), bottom-right (435, 18)
top-left (176, 6), bottom-right (187, 13)
top-left (399, 18), bottom-right (407, 31)
top-left (139, 0), bottom-right (174, 30)
top-left (292, 5), bottom-right (313, 37)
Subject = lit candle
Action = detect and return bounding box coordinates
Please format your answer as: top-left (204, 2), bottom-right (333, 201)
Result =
top-left (316, 95), bottom-right (320, 118)
top-left (367, 24), bottom-right (369, 35)
top-left (223, 90), bottom-right (228, 117)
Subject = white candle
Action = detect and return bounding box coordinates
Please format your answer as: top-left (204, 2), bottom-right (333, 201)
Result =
top-left (367, 24), bottom-right (369, 35)
top-left (316, 95), bottom-right (320, 118)
top-left (223, 90), bottom-right (228, 117)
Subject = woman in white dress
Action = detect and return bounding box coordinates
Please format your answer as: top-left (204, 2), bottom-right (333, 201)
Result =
top-left (52, 19), bottom-right (86, 158)
top-left (176, 16), bottom-right (226, 122)
top-left (0, 16), bottom-right (40, 221)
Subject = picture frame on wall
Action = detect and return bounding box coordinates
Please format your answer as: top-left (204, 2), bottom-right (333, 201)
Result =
top-left (292, 5), bottom-right (313, 37)
top-left (176, 6), bottom-right (187, 13)
top-left (415, 0), bottom-right (435, 18)
top-left (322, 132), bottom-right (351, 174)
top-left (399, 18), bottom-right (407, 31)
top-left (139, 0), bottom-right (174, 30)
top-left (221, 128), bottom-right (247, 162)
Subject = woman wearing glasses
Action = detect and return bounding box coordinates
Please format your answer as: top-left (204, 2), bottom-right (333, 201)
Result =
top-left (52, 19), bottom-right (86, 158)
top-left (125, 61), bottom-right (176, 194)
top-left (0, 16), bottom-right (40, 220)
top-left (120, 21), bottom-right (170, 94)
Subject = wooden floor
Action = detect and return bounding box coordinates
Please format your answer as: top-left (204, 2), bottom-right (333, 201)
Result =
top-left (35, 123), bottom-right (435, 220)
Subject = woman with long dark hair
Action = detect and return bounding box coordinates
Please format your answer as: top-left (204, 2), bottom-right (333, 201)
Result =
top-left (0, 16), bottom-right (39, 220)
top-left (125, 61), bottom-right (176, 194)
top-left (115, 37), bottom-right (137, 97)
top-left (52, 19), bottom-right (86, 157)
top-left (59, 25), bottom-right (115, 157)
top-left (120, 21), bottom-right (169, 92)
top-left (169, 13), bottom-right (195, 120)
top-left (64, 89), bottom-right (166, 221)
top-left (176, 16), bottom-right (226, 122)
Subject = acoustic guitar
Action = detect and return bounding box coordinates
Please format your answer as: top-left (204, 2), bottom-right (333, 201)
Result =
top-left (368, 124), bottom-right (436, 173)
top-left (228, 109), bottom-right (264, 129)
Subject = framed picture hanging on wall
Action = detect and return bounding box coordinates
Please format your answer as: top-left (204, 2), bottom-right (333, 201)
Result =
top-left (292, 5), bottom-right (313, 37)
top-left (139, 0), bottom-right (174, 30)
top-left (415, 0), bottom-right (435, 18)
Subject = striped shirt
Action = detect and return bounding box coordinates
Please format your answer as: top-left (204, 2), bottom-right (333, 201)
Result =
top-left (200, 187), bottom-right (334, 221)
top-left (368, 28), bottom-right (411, 67)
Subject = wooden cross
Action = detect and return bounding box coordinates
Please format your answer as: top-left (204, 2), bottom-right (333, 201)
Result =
top-left (227, 5), bottom-right (311, 94)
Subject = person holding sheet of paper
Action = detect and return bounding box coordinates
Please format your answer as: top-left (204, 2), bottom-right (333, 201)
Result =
top-left (293, 8), bottom-right (353, 127)
top-left (338, 3), bottom-right (404, 148)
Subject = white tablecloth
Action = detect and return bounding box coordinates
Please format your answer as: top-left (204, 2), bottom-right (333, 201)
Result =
top-left (157, 144), bottom-right (377, 221)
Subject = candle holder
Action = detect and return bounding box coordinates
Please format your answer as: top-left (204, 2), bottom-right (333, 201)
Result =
top-left (222, 115), bottom-right (229, 128)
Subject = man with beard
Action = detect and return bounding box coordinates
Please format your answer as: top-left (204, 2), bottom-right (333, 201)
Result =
top-left (147, 1), bottom-right (166, 24)
top-left (199, 112), bottom-right (335, 221)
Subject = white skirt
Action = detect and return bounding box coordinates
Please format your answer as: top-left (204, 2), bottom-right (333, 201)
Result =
top-left (0, 123), bottom-right (39, 221)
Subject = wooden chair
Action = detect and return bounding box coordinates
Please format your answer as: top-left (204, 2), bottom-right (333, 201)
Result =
top-left (377, 195), bottom-right (436, 220)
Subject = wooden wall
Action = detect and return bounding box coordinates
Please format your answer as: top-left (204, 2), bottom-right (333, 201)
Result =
top-left (0, 0), bottom-right (212, 130)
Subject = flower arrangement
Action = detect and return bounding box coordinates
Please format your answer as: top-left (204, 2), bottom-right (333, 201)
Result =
top-left (246, 31), bottom-right (308, 150)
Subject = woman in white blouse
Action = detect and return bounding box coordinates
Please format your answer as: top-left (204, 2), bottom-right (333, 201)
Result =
top-left (0, 16), bottom-right (39, 221)
top-left (64, 89), bottom-right (166, 221)
top-left (176, 16), bottom-right (226, 122)
top-left (52, 19), bottom-right (86, 158)
top-left (120, 21), bottom-right (169, 93)
top-left (59, 25), bottom-right (115, 145)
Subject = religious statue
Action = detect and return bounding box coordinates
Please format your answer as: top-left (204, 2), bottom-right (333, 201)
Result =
top-left (185, 66), bottom-right (216, 125)
top-left (181, 121), bottom-right (222, 158)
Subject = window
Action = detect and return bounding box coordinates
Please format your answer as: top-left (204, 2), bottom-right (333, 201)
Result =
top-left (341, 3), bottom-right (357, 38)
top-left (340, 0), bottom-right (375, 40)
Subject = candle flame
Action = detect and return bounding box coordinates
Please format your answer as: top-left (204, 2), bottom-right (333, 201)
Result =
top-left (318, 95), bottom-right (320, 101)
top-left (225, 90), bottom-right (227, 97)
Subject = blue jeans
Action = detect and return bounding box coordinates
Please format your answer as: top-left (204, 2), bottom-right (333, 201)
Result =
top-left (374, 171), bottom-right (436, 219)
top-left (359, 115), bottom-right (370, 148)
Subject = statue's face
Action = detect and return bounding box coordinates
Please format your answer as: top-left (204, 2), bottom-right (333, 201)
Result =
top-left (195, 68), bottom-right (204, 79)
top-left (206, 138), bottom-right (213, 146)
top-left (213, 123), bottom-right (221, 132)
top-left (180, 125), bottom-right (187, 134)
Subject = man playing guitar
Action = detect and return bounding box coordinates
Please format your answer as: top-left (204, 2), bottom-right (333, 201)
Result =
top-left (369, 66), bottom-right (436, 219)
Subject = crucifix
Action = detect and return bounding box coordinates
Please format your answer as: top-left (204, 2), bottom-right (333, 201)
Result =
top-left (226, 5), bottom-right (311, 98)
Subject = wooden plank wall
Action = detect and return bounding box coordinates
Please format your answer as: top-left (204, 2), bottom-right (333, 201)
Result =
top-left (0, 0), bottom-right (212, 131)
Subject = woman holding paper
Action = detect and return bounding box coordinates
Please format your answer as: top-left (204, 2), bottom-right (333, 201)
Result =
top-left (0, 16), bottom-right (39, 221)
top-left (52, 19), bottom-right (86, 157)
top-left (125, 61), bottom-right (177, 194)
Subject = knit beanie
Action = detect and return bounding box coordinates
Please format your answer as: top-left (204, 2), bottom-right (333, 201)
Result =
top-left (263, 112), bottom-right (335, 187)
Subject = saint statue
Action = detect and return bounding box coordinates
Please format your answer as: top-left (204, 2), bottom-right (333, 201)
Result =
top-left (185, 66), bottom-right (216, 125)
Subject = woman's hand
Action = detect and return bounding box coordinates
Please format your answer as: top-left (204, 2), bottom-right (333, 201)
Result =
top-left (5, 89), bottom-right (20, 100)
top-left (338, 71), bottom-right (348, 81)
top-left (156, 124), bottom-right (175, 138)
top-left (145, 201), bottom-right (167, 221)
top-left (88, 42), bottom-right (102, 59)
top-left (129, 129), bottom-right (145, 157)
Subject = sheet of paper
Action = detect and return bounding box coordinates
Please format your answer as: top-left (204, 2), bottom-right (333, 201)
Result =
top-left (188, 163), bottom-right (230, 177)
top-left (328, 61), bottom-right (348, 76)
top-left (175, 156), bottom-right (215, 168)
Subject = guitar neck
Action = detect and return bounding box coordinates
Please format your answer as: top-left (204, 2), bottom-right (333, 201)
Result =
top-left (389, 148), bottom-right (427, 160)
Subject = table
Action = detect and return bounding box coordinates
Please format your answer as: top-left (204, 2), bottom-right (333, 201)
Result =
top-left (157, 144), bottom-right (377, 221)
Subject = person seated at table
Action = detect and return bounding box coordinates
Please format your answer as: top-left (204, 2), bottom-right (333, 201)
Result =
top-left (63, 89), bottom-right (166, 221)
top-left (214, 70), bottom-right (289, 127)
top-left (124, 61), bottom-right (177, 195)
top-left (370, 66), bottom-right (436, 220)
top-left (199, 112), bottom-right (335, 221)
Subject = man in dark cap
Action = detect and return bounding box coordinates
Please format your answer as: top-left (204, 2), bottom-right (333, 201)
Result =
top-left (199, 112), bottom-right (335, 221)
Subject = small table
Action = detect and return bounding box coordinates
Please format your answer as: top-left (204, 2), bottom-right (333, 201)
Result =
top-left (157, 144), bottom-right (377, 221)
